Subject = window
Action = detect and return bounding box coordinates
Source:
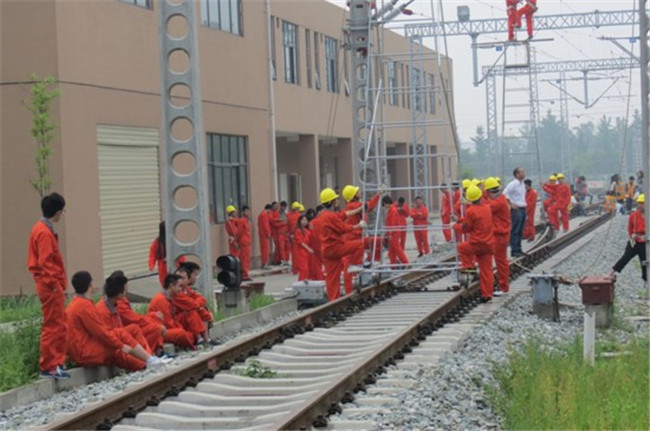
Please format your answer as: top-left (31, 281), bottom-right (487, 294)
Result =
top-left (207, 134), bottom-right (249, 224)
top-left (314, 32), bottom-right (321, 90)
top-left (343, 50), bottom-right (350, 96)
top-left (412, 67), bottom-right (422, 112)
top-left (283, 21), bottom-right (299, 85)
top-left (429, 73), bottom-right (436, 114)
top-left (401, 63), bottom-right (406, 107)
top-left (305, 29), bottom-right (312, 88)
top-left (119, 0), bottom-right (151, 8)
top-left (388, 60), bottom-right (397, 106)
top-left (404, 65), bottom-right (410, 109)
top-left (201, 0), bottom-right (242, 36)
top-left (325, 36), bottom-right (338, 93)
top-left (270, 16), bottom-right (276, 80)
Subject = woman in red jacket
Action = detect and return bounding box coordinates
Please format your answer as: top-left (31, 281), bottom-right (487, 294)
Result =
top-left (148, 221), bottom-right (185, 287)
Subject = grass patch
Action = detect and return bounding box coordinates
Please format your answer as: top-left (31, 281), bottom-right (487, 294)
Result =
top-left (249, 294), bottom-right (275, 312)
top-left (0, 296), bottom-right (42, 323)
top-left (233, 359), bottom-right (278, 378)
top-left (488, 335), bottom-right (649, 430)
top-left (0, 319), bottom-right (41, 391)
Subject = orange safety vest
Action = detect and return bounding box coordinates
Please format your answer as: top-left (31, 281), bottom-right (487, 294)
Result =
top-left (627, 183), bottom-right (636, 199)
top-left (615, 181), bottom-right (626, 201)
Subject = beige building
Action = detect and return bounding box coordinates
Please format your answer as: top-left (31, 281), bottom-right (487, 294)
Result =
top-left (0, 0), bottom-right (455, 296)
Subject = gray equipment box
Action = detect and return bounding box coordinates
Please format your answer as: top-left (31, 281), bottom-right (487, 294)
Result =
top-left (292, 280), bottom-right (327, 306)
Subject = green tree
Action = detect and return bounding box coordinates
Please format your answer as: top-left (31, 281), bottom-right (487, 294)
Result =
top-left (27, 74), bottom-right (60, 197)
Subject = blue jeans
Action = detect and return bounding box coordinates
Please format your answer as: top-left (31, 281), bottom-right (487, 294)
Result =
top-left (510, 207), bottom-right (526, 254)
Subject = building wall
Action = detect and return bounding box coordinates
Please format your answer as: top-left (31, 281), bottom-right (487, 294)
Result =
top-left (0, 0), bottom-right (455, 295)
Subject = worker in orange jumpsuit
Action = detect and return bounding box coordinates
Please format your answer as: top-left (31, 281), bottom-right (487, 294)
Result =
top-left (257, 204), bottom-right (272, 269)
top-left (293, 215), bottom-right (314, 281)
top-left (516, 0), bottom-right (537, 39)
top-left (269, 201), bottom-right (287, 265)
top-left (27, 192), bottom-right (70, 379)
top-left (411, 196), bottom-right (430, 256)
top-left (173, 268), bottom-right (217, 346)
top-left (611, 194), bottom-right (647, 282)
top-left (506, 0), bottom-right (519, 41)
top-left (341, 185), bottom-right (383, 293)
top-left (384, 196), bottom-right (410, 266)
top-left (148, 221), bottom-right (186, 288)
top-left (485, 178), bottom-right (510, 295)
top-left (287, 202), bottom-right (303, 274)
top-left (542, 175), bottom-right (560, 230)
top-left (454, 185), bottom-right (495, 302)
top-left (148, 274), bottom-right (196, 349)
top-left (522, 179), bottom-right (538, 241)
top-left (67, 271), bottom-right (167, 371)
top-left (279, 201), bottom-right (292, 264)
top-left (441, 185), bottom-right (453, 242)
top-left (454, 179), bottom-right (472, 242)
top-left (396, 197), bottom-right (409, 251)
top-left (319, 188), bottom-right (365, 301)
top-left (114, 271), bottom-right (166, 356)
top-left (96, 273), bottom-right (154, 356)
top-left (555, 173), bottom-right (571, 232)
top-left (225, 205), bottom-right (240, 258)
top-left (178, 262), bottom-right (215, 325)
top-left (237, 205), bottom-right (252, 281)
top-left (307, 206), bottom-right (325, 281)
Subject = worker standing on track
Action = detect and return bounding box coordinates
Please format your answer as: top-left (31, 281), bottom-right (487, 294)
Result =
top-left (319, 188), bottom-right (365, 301)
top-left (454, 185), bottom-right (495, 302)
top-left (542, 175), bottom-right (559, 230)
top-left (396, 197), bottom-right (409, 252)
top-left (225, 206), bottom-right (240, 258)
top-left (383, 196), bottom-right (410, 266)
top-left (237, 205), bottom-right (252, 281)
top-left (411, 196), bottom-right (430, 257)
top-left (516, 0), bottom-right (538, 40)
top-left (341, 184), bottom-right (383, 293)
top-left (485, 178), bottom-right (510, 296)
top-left (287, 202), bottom-right (303, 274)
top-left (293, 215), bottom-right (313, 281)
top-left (523, 179), bottom-right (537, 241)
top-left (506, 0), bottom-right (519, 41)
top-left (257, 204), bottom-right (272, 269)
top-left (555, 173), bottom-right (571, 232)
top-left (503, 167), bottom-right (527, 258)
top-left (441, 184), bottom-right (453, 242)
top-left (611, 194), bottom-right (647, 282)
top-left (27, 192), bottom-right (70, 379)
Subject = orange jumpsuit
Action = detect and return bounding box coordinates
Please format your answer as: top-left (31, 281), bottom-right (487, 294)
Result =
top-left (455, 203), bottom-right (495, 300)
top-left (308, 216), bottom-right (325, 281)
top-left (287, 211), bottom-right (301, 274)
top-left (516, 0), bottom-right (538, 38)
top-left (396, 203), bottom-right (409, 250)
top-left (523, 188), bottom-right (538, 241)
top-left (66, 296), bottom-right (146, 371)
top-left (542, 183), bottom-right (559, 230)
top-left (386, 204), bottom-right (410, 265)
top-left (488, 195), bottom-right (511, 292)
top-left (555, 183), bottom-right (571, 232)
top-left (237, 216), bottom-right (251, 279)
top-left (225, 217), bottom-right (240, 258)
top-left (441, 191), bottom-right (453, 242)
top-left (293, 227), bottom-right (311, 281)
top-left (411, 203), bottom-right (430, 255)
top-left (148, 292), bottom-right (195, 349)
top-left (96, 297), bottom-right (153, 355)
top-left (270, 210), bottom-right (287, 263)
top-left (257, 210), bottom-right (271, 267)
top-left (116, 297), bottom-right (165, 353)
top-left (185, 286), bottom-right (214, 322)
top-left (454, 198), bottom-right (468, 242)
top-left (27, 219), bottom-right (67, 373)
top-left (506, 0), bottom-right (519, 41)
top-left (320, 209), bottom-right (363, 301)
top-left (172, 291), bottom-right (206, 338)
top-left (342, 194), bottom-right (382, 293)
top-left (148, 240), bottom-right (186, 287)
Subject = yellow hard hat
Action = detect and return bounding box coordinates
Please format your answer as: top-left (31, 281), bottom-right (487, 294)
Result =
top-left (496, 177), bottom-right (502, 184)
top-left (465, 185), bottom-right (482, 202)
top-left (637, 194), bottom-right (645, 204)
top-left (320, 188), bottom-right (339, 204)
top-left (462, 179), bottom-right (471, 189)
top-left (471, 179), bottom-right (480, 187)
top-left (342, 185), bottom-right (360, 203)
top-left (484, 177), bottom-right (500, 191)
top-left (549, 175), bottom-right (557, 181)
top-left (298, 204), bottom-right (306, 212)
top-left (556, 173), bottom-right (565, 179)
top-left (291, 201), bottom-right (301, 210)
top-left (226, 205), bottom-right (236, 214)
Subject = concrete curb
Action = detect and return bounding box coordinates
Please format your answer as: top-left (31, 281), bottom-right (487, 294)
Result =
top-left (0, 298), bottom-right (298, 412)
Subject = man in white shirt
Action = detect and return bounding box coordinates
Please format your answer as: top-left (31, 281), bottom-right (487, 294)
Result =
top-left (503, 167), bottom-right (527, 257)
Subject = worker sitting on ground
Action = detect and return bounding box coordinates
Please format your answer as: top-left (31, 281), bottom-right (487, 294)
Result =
top-left (173, 267), bottom-right (218, 347)
top-left (148, 274), bottom-right (198, 350)
top-left (611, 194), bottom-right (647, 282)
top-left (178, 262), bottom-right (215, 327)
top-left (603, 191), bottom-right (617, 214)
top-left (454, 185), bottom-right (495, 303)
top-left (67, 271), bottom-right (168, 371)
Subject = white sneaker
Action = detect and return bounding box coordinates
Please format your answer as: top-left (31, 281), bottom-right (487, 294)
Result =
top-left (146, 356), bottom-right (165, 367)
top-left (159, 355), bottom-right (174, 364)
top-left (493, 290), bottom-right (504, 297)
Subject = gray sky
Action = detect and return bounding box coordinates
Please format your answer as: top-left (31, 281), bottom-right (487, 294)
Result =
top-left (328, 0), bottom-right (641, 144)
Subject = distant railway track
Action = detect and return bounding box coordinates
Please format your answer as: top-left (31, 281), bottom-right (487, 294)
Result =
top-left (48, 211), bottom-right (610, 431)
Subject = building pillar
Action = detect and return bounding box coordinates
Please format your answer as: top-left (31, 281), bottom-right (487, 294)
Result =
top-left (299, 134), bottom-right (319, 208)
top-left (336, 138), bottom-right (353, 190)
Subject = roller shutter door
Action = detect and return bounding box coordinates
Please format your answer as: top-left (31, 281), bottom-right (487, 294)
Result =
top-left (98, 125), bottom-right (161, 278)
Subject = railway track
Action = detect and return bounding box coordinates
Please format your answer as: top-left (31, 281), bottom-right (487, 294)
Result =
top-left (48, 212), bottom-right (610, 431)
